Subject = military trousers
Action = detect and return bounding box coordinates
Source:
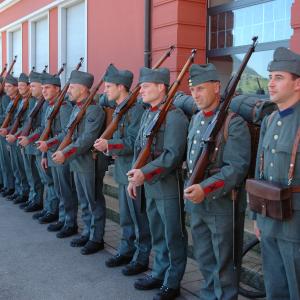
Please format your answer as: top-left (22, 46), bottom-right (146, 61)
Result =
top-left (146, 195), bottom-right (187, 289)
top-left (260, 234), bottom-right (300, 300)
top-left (189, 206), bottom-right (244, 300)
top-left (34, 155), bottom-right (59, 214)
top-left (73, 169), bottom-right (106, 243)
top-left (21, 152), bottom-right (43, 205)
top-left (117, 184), bottom-right (151, 265)
top-left (9, 144), bottom-right (29, 197)
top-left (0, 137), bottom-right (14, 190)
top-left (51, 165), bottom-right (78, 227)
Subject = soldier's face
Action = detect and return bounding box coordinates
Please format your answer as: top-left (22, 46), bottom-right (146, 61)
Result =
top-left (67, 83), bottom-right (84, 102)
top-left (268, 71), bottom-right (300, 104)
top-left (140, 82), bottom-right (165, 104)
top-left (18, 82), bottom-right (29, 97)
top-left (5, 83), bottom-right (18, 97)
top-left (190, 81), bottom-right (220, 111)
top-left (104, 82), bottom-right (120, 101)
top-left (42, 84), bottom-right (60, 102)
top-left (30, 82), bottom-right (42, 98)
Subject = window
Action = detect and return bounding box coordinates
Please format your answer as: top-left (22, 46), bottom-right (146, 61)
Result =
top-left (59, 0), bottom-right (86, 84)
top-left (208, 0), bottom-right (293, 95)
top-left (29, 16), bottom-right (49, 73)
top-left (7, 28), bottom-right (22, 77)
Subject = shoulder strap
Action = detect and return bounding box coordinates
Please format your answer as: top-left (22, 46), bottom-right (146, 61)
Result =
top-left (223, 111), bottom-right (237, 141)
top-left (267, 111), bottom-right (276, 127)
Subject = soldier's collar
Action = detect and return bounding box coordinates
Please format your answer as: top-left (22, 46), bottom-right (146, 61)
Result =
top-left (279, 106), bottom-right (295, 118)
top-left (150, 105), bottom-right (159, 112)
top-left (76, 99), bottom-right (86, 108)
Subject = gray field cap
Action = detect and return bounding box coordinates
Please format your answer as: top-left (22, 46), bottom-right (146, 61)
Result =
top-left (268, 47), bottom-right (300, 76)
top-left (188, 63), bottom-right (219, 87)
top-left (41, 72), bottom-right (61, 87)
top-left (139, 67), bottom-right (170, 86)
top-left (18, 73), bottom-right (29, 84)
top-left (69, 70), bottom-right (94, 89)
top-left (29, 71), bottom-right (43, 83)
top-left (104, 64), bottom-right (133, 89)
top-left (5, 74), bottom-right (18, 86)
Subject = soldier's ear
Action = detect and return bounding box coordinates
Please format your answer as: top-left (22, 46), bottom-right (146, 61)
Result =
top-left (294, 77), bottom-right (300, 92)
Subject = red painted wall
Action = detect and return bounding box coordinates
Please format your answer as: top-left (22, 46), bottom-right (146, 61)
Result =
top-left (22, 21), bottom-right (28, 73)
top-left (290, 0), bottom-right (300, 53)
top-left (0, 0), bottom-right (55, 28)
top-left (49, 7), bottom-right (58, 74)
top-left (1, 31), bottom-right (6, 67)
top-left (87, 0), bottom-right (145, 90)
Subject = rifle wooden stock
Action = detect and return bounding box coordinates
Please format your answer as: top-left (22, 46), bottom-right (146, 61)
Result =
top-left (1, 56), bottom-right (17, 90)
top-left (58, 76), bottom-right (104, 151)
top-left (132, 48), bottom-right (197, 169)
top-left (9, 95), bottom-right (30, 135)
top-left (99, 46), bottom-right (175, 141)
top-left (0, 64), bottom-right (7, 77)
top-left (39, 58), bottom-right (83, 141)
top-left (21, 98), bottom-right (45, 136)
top-left (187, 37), bottom-right (258, 187)
top-left (1, 93), bottom-right (22, 129)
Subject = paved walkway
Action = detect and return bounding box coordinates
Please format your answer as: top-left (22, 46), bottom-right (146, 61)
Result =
top-left (0, 196), bottom-right (248, 300)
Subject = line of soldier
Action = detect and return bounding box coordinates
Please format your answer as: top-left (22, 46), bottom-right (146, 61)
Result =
top-left (0, 45), bottom-right (299, 300)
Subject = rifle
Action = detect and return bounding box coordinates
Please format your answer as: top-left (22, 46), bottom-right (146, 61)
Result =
top-left (39, 58), bottom-right (83, 142)
top-left (57, 74), bottom-right (105, 151)
top-left (20, 98), bottom-right (45, 136)
top-left (9, 93), bottom-right (31, 135)
top-left (99, 46), bottom-right (175, 141)
top-left (43, 65), bottom-right (48, 73)
top-left (56, 63), bottom-right (66, 76)
top-left (1, 56), bottom-right (17, 90)
top-left (1, 93), bottom-right (22, 129)
top-left (187, 36), bottom-right (258, 187)
top-left (132, 48), bottom-right (197, 170)
top-left (0, 64), bottom-right (7, 77)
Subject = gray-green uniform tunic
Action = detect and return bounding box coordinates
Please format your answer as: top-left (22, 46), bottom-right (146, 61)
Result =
top-left (134, 105), bottom-right (189, 289)
top-left (43, 99), bottom-right (78, 227)
top-left (50, 100), bottom-right (107, 242)
top-left (185, 108), bottom-right (251, 300)
top-left (107, 101), bottom-right (151, 265)
top-left (0, 93), bottom-right (14, 190)
top-left (254, 101), bottom-right (300, 300)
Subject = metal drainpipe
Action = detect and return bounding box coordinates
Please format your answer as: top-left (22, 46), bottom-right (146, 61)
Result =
top-left (144, 0), bottom-right (152, 67)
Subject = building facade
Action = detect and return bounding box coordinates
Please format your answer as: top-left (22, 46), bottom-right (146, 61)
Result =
top-left (0, 0), bottom-right (299, 93)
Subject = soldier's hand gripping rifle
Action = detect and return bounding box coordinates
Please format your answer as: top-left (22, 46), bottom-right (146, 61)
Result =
top-left (98, 46), bottom-right (175, 141)
top-left (187, 37), bottom-right (258, 187)
top-left (1, 93), bottom-right (22, 129)
top-left (0, 63), bottom-right (8, 77)
top-left (132, 48), bottom-right (197, 170)
top-left (1, 56), bottom-right (17, 91)
top-left (57, 73), bottom-right (105, 151)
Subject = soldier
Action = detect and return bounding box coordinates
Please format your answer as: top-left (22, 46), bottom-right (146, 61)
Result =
top-left (94, 64), bottom-right (151, 275)
top-left (18, 71), bottom-right (59, 217)
top-left (0, 74), bottom-right (29, 201)
top-left (36, 73), bottom-right (78, 237)
top-left (253, 47), bottom-right (300, 300)
top-left (0, 76), bottom-right (15, 197)
top-left (183, 64), bottom-right (251, 300)
top-left (51, 70), bottom-right (106, 255)
top-left (127, 67), bottom-right (188, 300)
top-left (6, 73), bottom-right (32, 204)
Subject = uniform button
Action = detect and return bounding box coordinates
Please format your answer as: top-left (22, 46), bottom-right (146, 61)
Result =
top-left (277, 120), bottom-right (282, 126)
top-left (191, 150), bottom-right (195, 155)
top-left (269, 176), bottom-right (273, 181)
top-left (274, 135), bottom-right (278, 140)
top-left (271, 149), bottom-right (276, 154)
top-left (193, 140), bottom-right (197, 144)
top-left (270, 162), bottom-right (274, 167)
top-left (201, 121), bottom-right (205, 125)
top-left (197, 130), bottom-right (200, 134)
top-left (189, 170), bottom-right (192, 174)
top-left (189, 160), bottom-right (192, 164)
top-left (213, 196), bottom-right (216, 200)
